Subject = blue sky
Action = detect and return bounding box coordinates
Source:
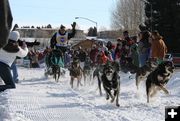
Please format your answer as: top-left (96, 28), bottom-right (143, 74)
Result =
top-left (9, 0), bottom-right (116, 31)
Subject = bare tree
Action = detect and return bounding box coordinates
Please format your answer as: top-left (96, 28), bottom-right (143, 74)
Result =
top-left (111, 0), bottom-right (145, 33)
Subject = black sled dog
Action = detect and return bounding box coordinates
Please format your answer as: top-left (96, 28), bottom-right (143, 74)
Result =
top-left (135, 59), bottom-right (158, 90)
top-left (146, 61), bottom-right (175, 103)
top-left (101, 62), bottom-right (120, 107)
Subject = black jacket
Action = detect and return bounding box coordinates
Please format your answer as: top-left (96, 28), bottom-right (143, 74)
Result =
top-left (0, 0), bottom-right (13, 48)
top-left (50, 29), bottom-right (76, 49)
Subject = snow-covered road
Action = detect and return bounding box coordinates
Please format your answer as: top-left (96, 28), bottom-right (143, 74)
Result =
top-left (0, 67), bottom-right (180, 121)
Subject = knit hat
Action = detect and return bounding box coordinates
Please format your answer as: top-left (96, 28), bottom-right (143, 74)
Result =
top-left (9, 31), bottom-right (20, 41)
top-left (60, 25), bottom-right (65, 29)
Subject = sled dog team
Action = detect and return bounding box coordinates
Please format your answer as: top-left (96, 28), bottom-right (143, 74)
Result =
top-left (67, 57), bottom-right (175, 107)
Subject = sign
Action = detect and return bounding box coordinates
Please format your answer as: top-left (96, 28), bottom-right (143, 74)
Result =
top-left (165, 106), bottom-right (179, 121)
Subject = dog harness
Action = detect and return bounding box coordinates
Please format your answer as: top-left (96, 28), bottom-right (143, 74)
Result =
top-left (157, 73), bottom-right (171, 85)
top-left (102, 72), bottom-right (119, 90)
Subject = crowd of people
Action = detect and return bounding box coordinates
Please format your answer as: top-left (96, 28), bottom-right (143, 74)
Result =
top-left (42, 28), bottom-right (168, 84)
top-left (52, 30), bottom-right (167, 72)
top-left (0, 20), bottom-right (168, 93)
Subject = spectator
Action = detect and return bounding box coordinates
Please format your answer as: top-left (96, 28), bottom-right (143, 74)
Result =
top-left (150, 31), bottom-right (167, 64)
top-left (138, 31), bottom-right (151, 67)
top-left (106, 41), bottom-right (112, 51)
top-left (130, 36), bottom-right (139, 67)
top-left (64, 50), bottom-right (72, 68)
top-left (109, 44), bottom-right (116, 61)
top-left (114, 43), bottom-right (122, 62)
top-left (0, 31), bottom-right (28, 92)
top-left (77, 46), bottom-right (87, 62)
top-left (11, 60), bottom-right (19, 83)
top-left (98, 41), bottom-right (108, 54)
top-left (77, 46), bottom-right (87, 69)
top-left (90, 44), bottom-right (98, 65)
top-left (30, 50), bottom-right (40, 68)
top-left (107, 51), bottom-right (113, 61)
top-left (96, 51), bottom-right (108, 65)
top-left (123, 31), bottom-right (133, 46)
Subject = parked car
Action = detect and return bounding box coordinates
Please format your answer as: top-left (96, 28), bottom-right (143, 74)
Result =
top-left (164, 53), bottom-right (180, 67)
top-left (172, 53), bottom-right (180, 67)
top-left (164, 53), bottom-right (173, 61)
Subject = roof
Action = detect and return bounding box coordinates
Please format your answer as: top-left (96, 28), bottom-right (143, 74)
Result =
top-left (71, 39), bottom-right (98, 50)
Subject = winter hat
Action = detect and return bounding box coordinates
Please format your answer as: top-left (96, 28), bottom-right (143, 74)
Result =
top-left (9, 31), bottom-right (20, 41)
top-left (111, 44), bottom-right (116, 49)
top-left (60, 25), bottom-right (65, 29)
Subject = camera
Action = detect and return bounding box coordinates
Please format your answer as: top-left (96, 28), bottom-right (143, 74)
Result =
top-left (18, 39), bottom-right (40, 47)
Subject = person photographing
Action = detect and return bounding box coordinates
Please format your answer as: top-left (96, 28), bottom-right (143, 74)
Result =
top-left (0, 31), bottom-right (28, 92)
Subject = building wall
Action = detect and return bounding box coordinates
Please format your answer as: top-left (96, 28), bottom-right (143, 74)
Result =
top-left (16, 28), bottom-right (86, 49)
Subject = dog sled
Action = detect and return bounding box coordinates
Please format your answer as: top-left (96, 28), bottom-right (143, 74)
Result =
top-left (44, 49), bottom-right (64, 81)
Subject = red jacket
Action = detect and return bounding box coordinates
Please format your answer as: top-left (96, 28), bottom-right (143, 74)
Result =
top-left (97, 51), bottom-right (108, 64)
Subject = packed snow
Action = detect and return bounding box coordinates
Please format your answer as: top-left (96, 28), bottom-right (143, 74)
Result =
top-left (0, 65), bottom-right (180, 121)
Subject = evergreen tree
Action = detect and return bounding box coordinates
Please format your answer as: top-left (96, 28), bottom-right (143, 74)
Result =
top-left (93, 27), bottom-right (97, 36)
top-left (144, 0), bottom-right (180, 52)
top-left (88, 27), bottom-right (97, 36)
top-left (47, 24), bottom-right (52, 28)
